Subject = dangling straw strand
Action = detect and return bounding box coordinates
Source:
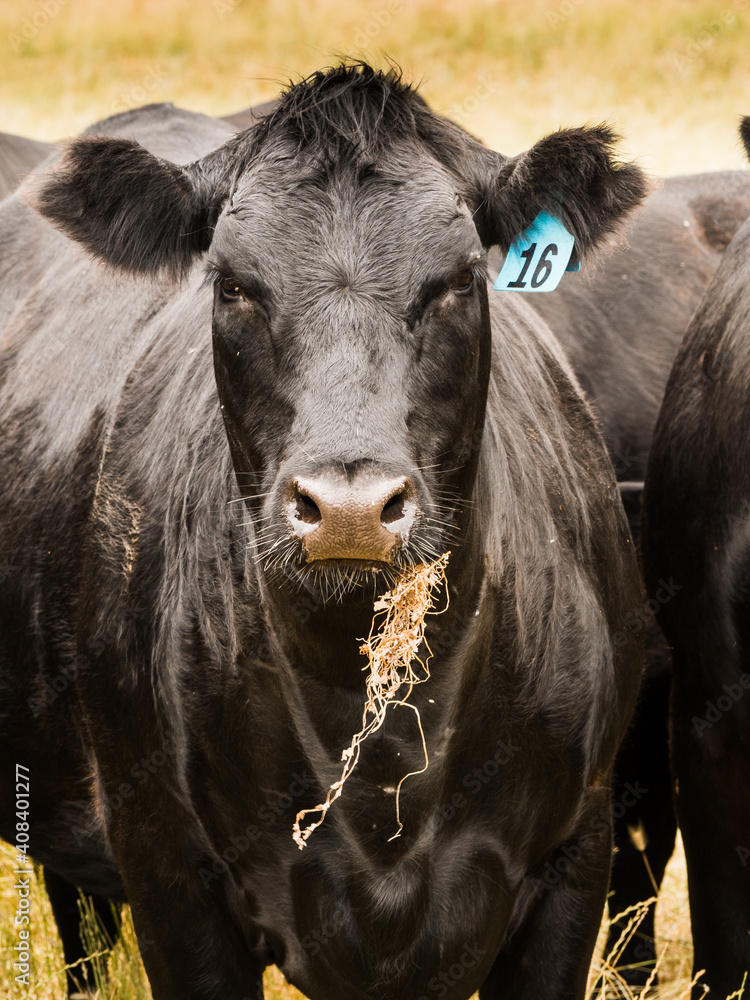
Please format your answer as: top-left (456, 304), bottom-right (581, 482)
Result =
top-left (292, 552), bottom-right (450, 850)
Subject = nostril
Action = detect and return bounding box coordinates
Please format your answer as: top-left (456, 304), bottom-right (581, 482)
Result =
top-left (284, 473), bottom-right (419, 559)
top-left (294, 490), bottom-right (322, 525)
top-left (381, 491), bottom-right (406, 525)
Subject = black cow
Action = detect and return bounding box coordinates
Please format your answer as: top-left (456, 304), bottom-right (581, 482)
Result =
top-left (534, 168), bottom-right (750, 482)
top-left (0, 65), bottom-right (646, 999)
top-left (229, 98), bottom-right (750, 984)
top-left (642, 117), bottom-right (750, 997)
top-left (529, 167), bottom-right (750, 984)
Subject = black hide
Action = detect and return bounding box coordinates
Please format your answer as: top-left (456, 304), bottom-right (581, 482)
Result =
top-left (524, 164), bottom-right (750, 985)
top-left (642, 117), bottom-right (750, 999)
top-left (1, 66), bottom-right (644, 1000)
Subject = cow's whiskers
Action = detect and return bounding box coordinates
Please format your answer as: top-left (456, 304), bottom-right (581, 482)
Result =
top-left (292, 551), bottom-right (450, 849)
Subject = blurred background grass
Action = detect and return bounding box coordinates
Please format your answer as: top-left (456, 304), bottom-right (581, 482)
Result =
top-left (0, 0), bottom-right (737, 996)
top-left (0, 0), bottom-right (750, 174)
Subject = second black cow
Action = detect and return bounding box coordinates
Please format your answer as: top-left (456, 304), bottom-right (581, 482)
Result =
top-left (643, 117), bottom-right (750, 997)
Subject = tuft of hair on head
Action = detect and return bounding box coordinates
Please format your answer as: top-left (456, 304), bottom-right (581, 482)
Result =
top-left (250, 60), bottom-right (424, 162)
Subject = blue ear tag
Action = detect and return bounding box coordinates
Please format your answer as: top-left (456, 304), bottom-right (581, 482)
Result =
top-left (493, 211), bottom-right (578, 293)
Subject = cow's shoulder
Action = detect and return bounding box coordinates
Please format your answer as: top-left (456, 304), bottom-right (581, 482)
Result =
top-left (659, 169), bottom-right (750, 253)
top-left (0, 131), bottom-right (55, 200)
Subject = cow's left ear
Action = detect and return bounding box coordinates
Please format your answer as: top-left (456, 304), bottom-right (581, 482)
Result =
top-left (470, 125), bottom-right (648, 257)
top-left (27, 135), bottom-right (237, 279)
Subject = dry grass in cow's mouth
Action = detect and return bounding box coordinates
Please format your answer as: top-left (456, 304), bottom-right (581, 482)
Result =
top-left (292, 551), bottom-right (450, 849)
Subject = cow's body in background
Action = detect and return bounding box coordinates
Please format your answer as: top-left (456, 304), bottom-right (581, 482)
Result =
top-left (530, 168), bottom-right (750, 983)
top-left (0, 110), bottom-right (235, 998)
top-left (536, 168), bottom-right (750, 480)
top-left (0, 67), bottom-right (646, 999)
top-left (642, 119), bottom-right (750, 998)
top-left (0, 131), bottom-right (53, 200)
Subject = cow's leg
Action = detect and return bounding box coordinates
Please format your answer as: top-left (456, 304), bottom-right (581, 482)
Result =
top-left (44, 867), bottom-right (120, 997)
top-left (478, 793), bottom-right (612, 1000)
top-left (671, 646), bottom-right (750, 999)
top-left (117, 860), bottom-right (266, 1000)
top-left (605, 646), bottom-right (676, 986)
top-left (75, 704), bottom-right (266, 997)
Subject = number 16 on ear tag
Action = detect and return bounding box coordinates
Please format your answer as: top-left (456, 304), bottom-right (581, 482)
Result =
top-left (494, 211), bottom-right (578, 293)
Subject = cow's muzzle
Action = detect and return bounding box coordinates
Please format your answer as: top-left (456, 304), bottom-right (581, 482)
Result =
top-left (284, 473), bottom-right (418, 563)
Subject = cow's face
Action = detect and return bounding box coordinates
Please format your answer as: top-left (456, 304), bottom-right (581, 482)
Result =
top-left (31, 66), bottom-right (646, 599)
top-left (208, 145), bottom-right (490, 595)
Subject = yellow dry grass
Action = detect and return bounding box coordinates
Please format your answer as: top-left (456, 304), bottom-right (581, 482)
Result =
top-left (0, 0), bottom-right (750, 174)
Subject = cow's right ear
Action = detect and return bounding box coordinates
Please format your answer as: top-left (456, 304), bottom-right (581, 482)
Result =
top-left (467, 125), bottom-right (648, 260)
top-left (740, 117), bottom-right (750, 162)
top-left (27, 136), bottom-right (231, 279)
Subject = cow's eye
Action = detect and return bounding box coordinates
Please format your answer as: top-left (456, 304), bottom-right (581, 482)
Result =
top-left (219, 277), bottom-right (244, 301)
top-left (451, 269), bottom-right (475, 295)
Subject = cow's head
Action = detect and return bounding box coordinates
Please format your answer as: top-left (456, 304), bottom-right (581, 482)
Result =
top-left (31, 64), bottom-right (646, 601)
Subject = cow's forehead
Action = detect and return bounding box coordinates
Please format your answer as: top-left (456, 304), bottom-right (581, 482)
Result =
top-left (230, 136), bottom-right (463, 202)
top-left (210, 145), bottom-right (482, 291)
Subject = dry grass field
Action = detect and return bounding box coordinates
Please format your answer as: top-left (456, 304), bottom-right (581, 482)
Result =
top-left (1, 0), bottom-right (750, 174)
top-left (1, 0), bottom-right (749, 997)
